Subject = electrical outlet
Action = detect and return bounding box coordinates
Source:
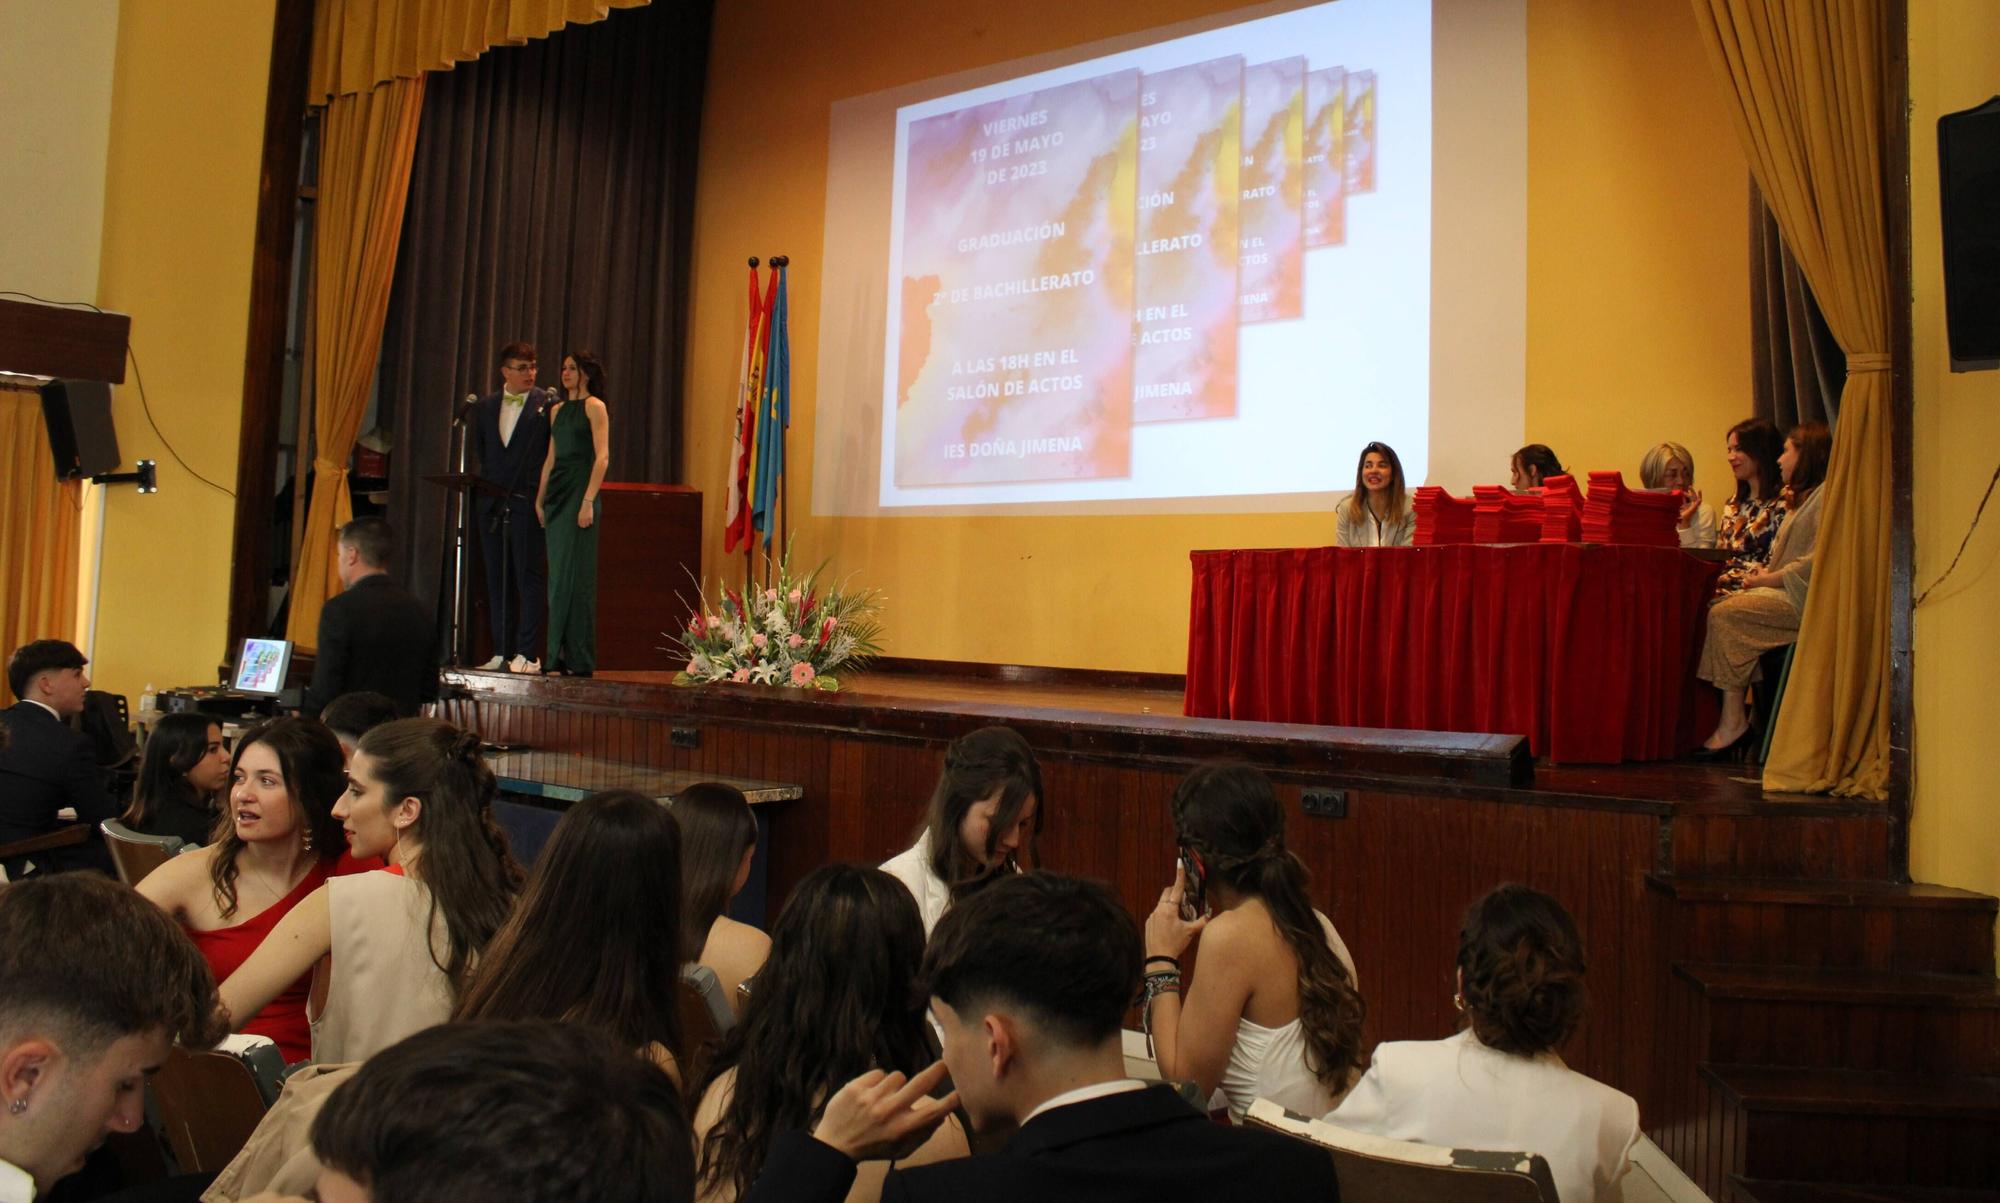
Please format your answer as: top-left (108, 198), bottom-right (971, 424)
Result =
top-left (1300, 788), bottom-right (1347, 818)
top-left (670, 727), bottom-right (701, 749)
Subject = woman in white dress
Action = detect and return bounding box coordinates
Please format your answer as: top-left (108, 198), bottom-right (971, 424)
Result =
top-left (880, 726), bottom-right (1041, 935)
top-left (1326, 883), bottom-right (1640, 1203)
top-left (1142, 763), bottom-right (1365, 1121)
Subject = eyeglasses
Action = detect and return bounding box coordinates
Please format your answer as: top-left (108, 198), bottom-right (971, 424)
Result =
top-left (502, 361), bottom-right (536, 372)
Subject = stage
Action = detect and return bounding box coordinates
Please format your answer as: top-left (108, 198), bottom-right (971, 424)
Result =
top-left (433, 659), bottom-right (1977, 1202)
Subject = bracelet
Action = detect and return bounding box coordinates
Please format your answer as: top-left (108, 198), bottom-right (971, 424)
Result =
top-left (1145, 955), bottom-right (1180, 969)
top-left (1139, 970), bottom-right (1183, 1059)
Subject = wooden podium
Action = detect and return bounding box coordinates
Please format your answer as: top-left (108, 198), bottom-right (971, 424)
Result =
top-left (595, 484), bottom-right (701, 671)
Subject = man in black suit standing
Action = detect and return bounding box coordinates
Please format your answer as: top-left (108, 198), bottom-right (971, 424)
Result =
top-left (472, 340), bottom-right (553, 673)
top-left (746, 873), bottom-right (1339, 1203)
top-left (302, 518), bottom-right (438, 719)
top-left (0, 640), bottom-right (117, 875)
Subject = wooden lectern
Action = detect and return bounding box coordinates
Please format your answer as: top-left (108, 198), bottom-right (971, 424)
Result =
top-left (596, 484), bottom-right (702, 671)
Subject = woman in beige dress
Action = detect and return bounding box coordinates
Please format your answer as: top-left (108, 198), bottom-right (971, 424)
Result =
top-left (1696, 421), bottom-right (1833, 756)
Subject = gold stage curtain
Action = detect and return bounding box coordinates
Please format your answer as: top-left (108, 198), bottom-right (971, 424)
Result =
top-left (0, 384), bottom-right (81, 695)
top-left (286, 76), bottom-right (426, 650)
top-left (310, 0), bottom-right (648, 102)
top-left (1690, 0), bottom-right (1892, 798)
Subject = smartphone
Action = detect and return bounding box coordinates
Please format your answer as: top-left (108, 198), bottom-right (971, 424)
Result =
top-left (1178, 847), bottom-right (1206, 922)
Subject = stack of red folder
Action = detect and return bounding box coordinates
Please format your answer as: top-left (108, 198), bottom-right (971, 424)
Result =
top-left (1540, 474), bottom-right (1584, 543)
top-left (1580, 471), bottom-right (1682, 546)
top-left (1472, 485), bottom-right (1547, 543)
top-left (1412, 486), bottom-right (1477, 545)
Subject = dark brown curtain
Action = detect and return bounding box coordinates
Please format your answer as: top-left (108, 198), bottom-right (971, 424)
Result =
top-left (1750, 179), bottom-right (1846, 428)
top-left (376, 0), bottom-right (711, 603)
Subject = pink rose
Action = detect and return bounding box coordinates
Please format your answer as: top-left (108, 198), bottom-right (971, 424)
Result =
top-left (705, 615), bottom-right (722, 629)
top-left (788, 588), bottom-right (802, 604)
top-left (790, 662), bottom-right (816, 686)
top-left (752, 632), bottom-right (769, 649)
top-left (731, 668), bottom-right (750, 683)
top-left (788, 633), bottom-right (805, 649)
top-left (685, 659), bottom-right (698, 674)
top-left (764, 589), bottom-right (779, 602)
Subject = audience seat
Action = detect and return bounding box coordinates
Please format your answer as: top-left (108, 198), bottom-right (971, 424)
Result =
top-left (101, 818), bottom-right (186, 886)
top-left (150, 1035), bottom-right (288, 1174)
top-left (1245, 1098), bottom-right (1558, 1203)
top-left (679, 963), bottom-right (736, 1081)
top-left (0, 824), bottom-right (91, 882)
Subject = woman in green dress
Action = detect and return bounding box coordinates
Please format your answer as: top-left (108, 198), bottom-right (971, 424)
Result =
top-left (536, 350), bottom-right (611, 676)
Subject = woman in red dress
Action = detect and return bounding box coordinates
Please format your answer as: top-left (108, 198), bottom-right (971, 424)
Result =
top-left (137, 718), bottom-right (365, 1062)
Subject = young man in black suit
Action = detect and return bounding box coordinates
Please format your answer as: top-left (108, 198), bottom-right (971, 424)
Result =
top-left (301, 519), bottom-right (438, 719)
top-left (473, 340), bottom-right (553, 673)
top-left (747, 873), bottom-right (1340, 1203)
top-left (0, 640), bottom-right (117, 876)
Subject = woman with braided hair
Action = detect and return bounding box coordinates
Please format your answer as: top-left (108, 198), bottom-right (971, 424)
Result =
top-left (218, 717), bottom-right (524, 1063)
top-left (1143, 763), bottom-right (1364, 1121)
top-left (1326, 883), bottom-right (1639, 1203)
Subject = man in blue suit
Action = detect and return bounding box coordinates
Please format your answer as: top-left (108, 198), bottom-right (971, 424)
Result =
top-left (473, 341), bottom-right (553, 672)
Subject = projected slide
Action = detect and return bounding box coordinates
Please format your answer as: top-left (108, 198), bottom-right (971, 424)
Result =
top-left (878, 0), bottom-right (1430, 508)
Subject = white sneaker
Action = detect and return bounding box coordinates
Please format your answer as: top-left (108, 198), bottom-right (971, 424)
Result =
top-left (477, 655), bottom-right (506, 670)
top-left (508, 656), bottom-right (540, 674)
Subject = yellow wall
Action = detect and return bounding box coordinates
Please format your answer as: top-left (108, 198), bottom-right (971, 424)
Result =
top-left (0, 0), bottom-right (120, 305)
top-left (684, 0), bottom-right (1749, 671)
top-left (1908, 1), bottom-right (2000, 902)
top-left (90, 0), bottom-right (275, 703)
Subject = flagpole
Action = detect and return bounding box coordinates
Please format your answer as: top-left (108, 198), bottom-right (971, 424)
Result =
top-left (772, 253), bottom-right (790, 567)
top-left (742, 257), bottom-right (758, 595)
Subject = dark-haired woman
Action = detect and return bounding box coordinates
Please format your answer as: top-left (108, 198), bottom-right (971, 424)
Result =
top-left (881, 726), bottom-right (1042, 935)
top-left (1335, 442), bottom-right (1414, 548)
top-left (1715, 418), bottom-right (1787, 594)
top-left (124, 712), bottom-right (230, 845)
top-left (677, 782), bottom-right (771, 1015)
top-left (136, 718), bottom-right (357, 1061)
top-left (1327, 883), bottom-right (1639, 1203)
top-left (536, 350), bottom-right (611, 676)
top-left (1143, 764), bottom-right (1364, 1121)
top-left (1509, 444), bottom-right (1564, 491)
top-left (218, 716), bottom-right (524, 1063)
top-left (457, 789), bottom-right (687, 1076)
top-left (1696, 421), bottom-right (1832, 755)
top-left (691, 864), bottom-right (968, 1202)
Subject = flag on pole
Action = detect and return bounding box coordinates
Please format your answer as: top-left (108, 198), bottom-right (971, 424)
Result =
top-left (723, 262), bottom-right (767, 554)
top-left (726, 265), bottom-right (778, 555)
top-left (750, 262), bottom-right (790, 550)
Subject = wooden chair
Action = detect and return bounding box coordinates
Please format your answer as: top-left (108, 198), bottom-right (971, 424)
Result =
top-left (678, 963), bottom-right (736, 1083)
top-left (0, 824), bottom-right (91, 882)
top-left (100, 819), bottom-right (185, 886)
top-left (149, 1036), bottom-right (288, 1174)
top-left (1245, 1098), bottom-right (1559, 1203)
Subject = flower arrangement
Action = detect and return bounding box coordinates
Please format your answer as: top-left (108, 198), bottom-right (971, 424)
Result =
top-left (671, 549), bottom-right (883, 691)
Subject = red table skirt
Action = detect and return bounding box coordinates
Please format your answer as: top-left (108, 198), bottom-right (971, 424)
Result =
top-left (1183, 545), bottom-right (1722, 763)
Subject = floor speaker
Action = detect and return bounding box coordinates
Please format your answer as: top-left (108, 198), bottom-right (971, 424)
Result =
top-left (1939, 96), bottom-right (2000, 372)
top-left (37, 379), bottom-right (121, 478)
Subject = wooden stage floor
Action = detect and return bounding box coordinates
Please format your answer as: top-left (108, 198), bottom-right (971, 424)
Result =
top-left (573, 665), bottom-right (1831, 816)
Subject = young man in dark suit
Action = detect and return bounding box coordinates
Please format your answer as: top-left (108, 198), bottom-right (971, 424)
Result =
top-left (473, 341), bottom-right (553, 673)
top-left (302, 519), bottom-right (438, 719)
top-left (747, 873), bottom-right (1340, 1203)
top-left (0, 640), bottom-right (117, 876)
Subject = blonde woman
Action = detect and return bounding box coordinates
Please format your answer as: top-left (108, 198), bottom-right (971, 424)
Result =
top-left (1639, 442), bottom-right (1716, 549)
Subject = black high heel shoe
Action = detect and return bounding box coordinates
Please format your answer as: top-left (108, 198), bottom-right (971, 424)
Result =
top-left (1691, 727), bottom-right (1753, 762)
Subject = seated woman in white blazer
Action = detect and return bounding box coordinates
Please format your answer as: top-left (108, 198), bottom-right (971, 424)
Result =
top-left (1326, 884), bottom-right (1639, 1203)
top-left (881, 726), bottom-right (1042, 935)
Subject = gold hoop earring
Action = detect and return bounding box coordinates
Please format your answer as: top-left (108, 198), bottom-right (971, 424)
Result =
top-left (1452, 991), bottom-right (1465, 1012)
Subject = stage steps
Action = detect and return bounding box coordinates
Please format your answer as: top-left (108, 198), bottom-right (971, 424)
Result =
top-left (1734, 1177), bottom-right (2000, 1203)
top-left (1648, 877), bottom-right (2000, 1202)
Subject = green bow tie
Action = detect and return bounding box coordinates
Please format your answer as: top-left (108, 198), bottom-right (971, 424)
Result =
top-left (503, 392), bottom-right (527, 406)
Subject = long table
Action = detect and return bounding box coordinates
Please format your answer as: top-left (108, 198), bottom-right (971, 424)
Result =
top-left (1183, 544), bottom-right (1723, 763)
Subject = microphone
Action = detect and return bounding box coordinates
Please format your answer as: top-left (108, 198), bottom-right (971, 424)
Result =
top-left (455, 392), bottom-right (478, 424)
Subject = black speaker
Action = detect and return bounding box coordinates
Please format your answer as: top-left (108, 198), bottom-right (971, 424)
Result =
top-left (37, 378), bottom-right (120, 479)
top-left (1939, 96), bottom-right (2000, 372)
